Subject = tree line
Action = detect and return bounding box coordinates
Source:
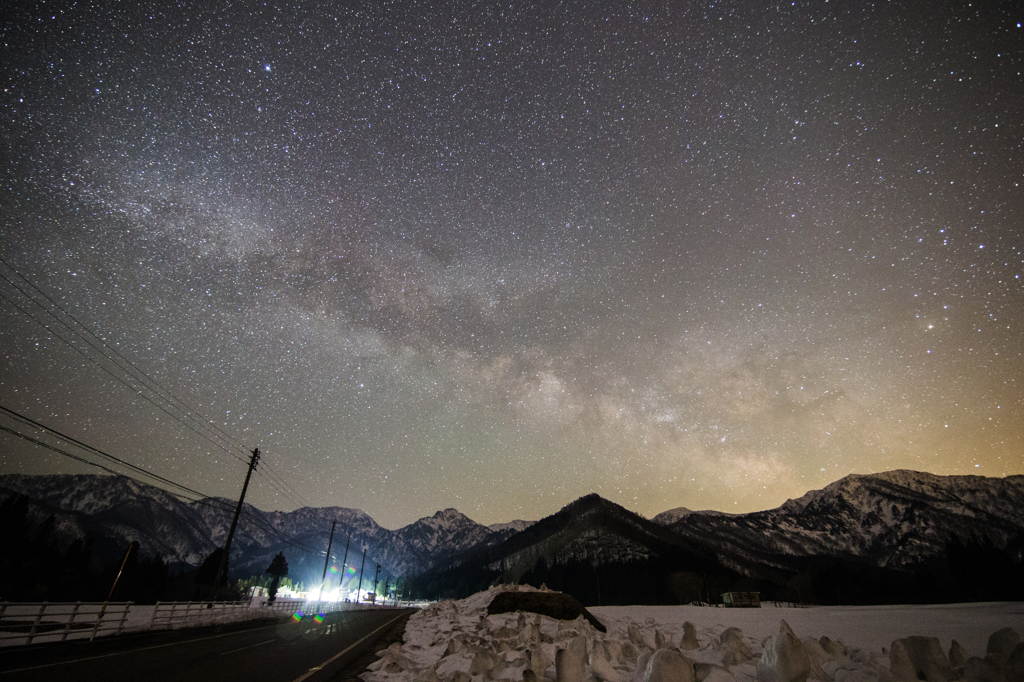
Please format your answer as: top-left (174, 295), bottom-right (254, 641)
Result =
top-left (405, 535), bottom-right (1024, 607)
top-left (0, 493), bottom-right (294, 603)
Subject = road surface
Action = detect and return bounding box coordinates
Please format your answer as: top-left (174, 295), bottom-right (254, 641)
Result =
top-left (1, 607), bottom-right (414, 682)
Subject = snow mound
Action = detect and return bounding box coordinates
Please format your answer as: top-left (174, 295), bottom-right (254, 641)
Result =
top-left (361, 592), bottom-right (1024, 682)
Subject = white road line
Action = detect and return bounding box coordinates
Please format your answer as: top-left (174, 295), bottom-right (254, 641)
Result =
top-left (1, 622), bottom-right (285, 674)
top-left (291, 611), bottom-right (407, 682)
top-left (219, 638), bottom-right (277, 655)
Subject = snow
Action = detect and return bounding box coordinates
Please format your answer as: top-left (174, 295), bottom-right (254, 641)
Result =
top-left (488, 520), bottom-right (536, 534)
top-left (650, 508), bottom-right (692, 526)
top-left (1, 473), bottom-right (529, 578)
top-left (360, 586), bottom-right (1024, 682)
top-left (589, 602), bottom-right (1024, 657)
top-left (0, 597), bottom-right (305, 646)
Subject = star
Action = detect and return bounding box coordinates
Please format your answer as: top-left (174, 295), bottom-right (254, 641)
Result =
top-left (0, 0), bottom-right (1020, 528)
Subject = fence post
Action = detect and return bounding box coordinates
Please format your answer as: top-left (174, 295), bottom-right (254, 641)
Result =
top-left (116, 603), bottom-right (131, 636)
top-left (26, 602), bottom-right (47, 646)
top-left (151, 602), bottom-right (161, 630)
top-left (62, 602), bottom-right (82, 642)
top-left (90, 602), bottom-right (108, 642)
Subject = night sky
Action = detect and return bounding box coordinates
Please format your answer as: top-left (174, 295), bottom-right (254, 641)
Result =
top-left (2, 1), bottom-right (1022, 529)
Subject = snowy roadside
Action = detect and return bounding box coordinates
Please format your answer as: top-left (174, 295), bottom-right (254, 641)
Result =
top-left (119, 599), bottom-right (302, 634)
top-left (0, 598), bottom-right (304, 646)
top-left (359, 585), bottom-right (1024, 682)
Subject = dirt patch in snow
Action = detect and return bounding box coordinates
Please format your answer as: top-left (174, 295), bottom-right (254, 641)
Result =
top-left (486, 591), bottom-right (607, 633)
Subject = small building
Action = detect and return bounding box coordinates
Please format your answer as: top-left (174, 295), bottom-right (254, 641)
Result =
top-left (721, 591), bottom-right (760, 608)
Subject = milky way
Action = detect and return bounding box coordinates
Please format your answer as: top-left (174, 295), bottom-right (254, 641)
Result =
top-left (1, 1), bottom-right (1021, 528)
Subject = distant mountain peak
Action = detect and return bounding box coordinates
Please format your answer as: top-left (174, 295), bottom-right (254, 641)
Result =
top-left (6, 469), bottom-right (1021, 603)
top-left (488, 519), bottom-right (534, 534)
top-left (666, 469), bottom-right (1024, 573)
top-left (652, 507), bottom-right (693, 525)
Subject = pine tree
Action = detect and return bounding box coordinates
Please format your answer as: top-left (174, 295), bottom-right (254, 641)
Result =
top-left (195, 547), bottom-right (227, 586)
top-left (266, 552), bottom-right (288, 603)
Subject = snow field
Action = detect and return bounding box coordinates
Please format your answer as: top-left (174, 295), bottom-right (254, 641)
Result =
top-left (359, 586), bottom-right (1024, 682)
top-left (590, 602), bottom-right (1024, 659)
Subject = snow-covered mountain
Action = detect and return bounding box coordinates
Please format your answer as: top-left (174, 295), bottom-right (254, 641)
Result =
top-left (0, 474), bottom-right (522, 583)
top-left (408, 471), bottom-right (1024, 604)
top-left (4, 469), bottom-right (1021, 603)
top-left (663, 470), bottom-right (1024, 573)
top-left (0, 473), bottom-right (224, 566)
top-left (393, 508), bottom-right (496, 566)
top-left (487, 519), bottom-right (534, 534)
top-left (407, 492), bottom-right (736, 605)
top-left (478, 493), bottom-right (722, 580)
top-left (651, 507), bottom-right (693, 526)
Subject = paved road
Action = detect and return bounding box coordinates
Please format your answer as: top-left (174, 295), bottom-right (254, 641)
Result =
top-left (1, 608), bottom-right (414, 682)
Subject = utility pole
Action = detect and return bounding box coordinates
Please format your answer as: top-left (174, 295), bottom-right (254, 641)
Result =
top-left (357, 548), bottom-right (367, 603)
top-left (338, 534), bottom-right (350, 596)
top-left (213, 447), bottom-right (260, 599)
top-left (373, 563), bottom-right (381, 604)
top-left (318, 520), bottom-right (337, 603)
top-left (107, 541), bottom-right (139, 600)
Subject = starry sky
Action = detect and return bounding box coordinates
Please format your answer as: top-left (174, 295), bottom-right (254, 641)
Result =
top-left (1, 0), bottom-right (1022, 529)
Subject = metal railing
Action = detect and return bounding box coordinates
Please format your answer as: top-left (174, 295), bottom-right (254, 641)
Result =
top-left (0, 598), bottom-right (400, 647)
top-left (149, 600), bottom-right (246, 630)
top-left (0, 601), bottom-right (132, 646)
top-left (148, 598), bottom-right (300, 630)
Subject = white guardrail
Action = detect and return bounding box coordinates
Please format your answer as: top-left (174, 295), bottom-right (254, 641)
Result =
top-left (0, 598), bottom-right (397, 647)
top-left (0, 601), bottom-right (133, 646)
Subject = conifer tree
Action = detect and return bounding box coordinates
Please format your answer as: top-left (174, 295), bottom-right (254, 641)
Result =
top-left (266, 552), bottom-right (288, 603)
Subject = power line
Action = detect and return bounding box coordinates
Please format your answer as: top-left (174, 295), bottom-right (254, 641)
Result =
top-left (0, 259), bottom-right (316, 509)
top-left (0, 404), bottom-right (212, 501)
top-left (0, 286), bottom-right (250, 470)
top-left (0, 255), bottom-right (248, 457)
top-left (254, 463), bottom-right (316, 509)
top-left (0, 407), bottom-right (326, 557)
top-left (0, 425), bottom-right (123, 477)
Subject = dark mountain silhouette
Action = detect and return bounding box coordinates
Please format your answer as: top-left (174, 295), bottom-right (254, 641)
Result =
top-left (0, 473), bottom-right (528, 586)
top-left (407, 493), bottom-right (742, 605)
top-left (658, 471), bottom-right (1024, 604)
top-left (2, 470), bottom-right (1021, 605)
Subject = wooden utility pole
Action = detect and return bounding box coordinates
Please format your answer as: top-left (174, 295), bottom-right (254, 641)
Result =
top-left (213, 447), bottom-right (260, 598)
top-left (339, 534), bottom-right (350, 593)
top-left (107, 541), bottom-right (138, 600)
top-left (357, 548), bottom-right (367, 603)
top-left (318, 520), bottom-right (337, 603)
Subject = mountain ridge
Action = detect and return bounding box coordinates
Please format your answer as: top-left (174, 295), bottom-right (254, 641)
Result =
top-left (3, 469), bottom-right (1022, 604)
top-left (665, 469), bottom-right (1024, 575)
top-left (0, 473), bottom-right (524, 581)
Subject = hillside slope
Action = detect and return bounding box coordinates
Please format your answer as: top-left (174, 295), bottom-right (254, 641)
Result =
top-left (665, 470), bottom-right (1024, 573)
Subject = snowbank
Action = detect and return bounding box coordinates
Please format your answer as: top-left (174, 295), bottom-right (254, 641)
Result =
top-left (589, 602), bottom-right (1024, 658)
top-left (360, 586), bottom-right (1024, 682)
